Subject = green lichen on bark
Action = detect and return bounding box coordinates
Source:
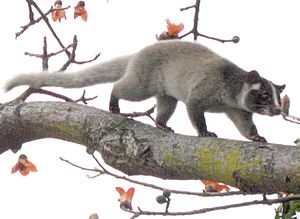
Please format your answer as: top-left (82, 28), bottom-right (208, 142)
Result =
top-left (52, 122), bottom-right (81, 137)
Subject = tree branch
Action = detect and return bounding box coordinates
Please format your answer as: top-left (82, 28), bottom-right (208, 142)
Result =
top-left (0, 101), bottom-right (299, 194)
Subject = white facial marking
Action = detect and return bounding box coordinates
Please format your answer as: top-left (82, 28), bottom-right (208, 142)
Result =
top-left (238, 83), bottom-right (261, 112)
top-left (251, 83), bottom-right (261, 90)
top-left (237, 83), bottom-right (252, 112)
top-left (269, 82), bottom-right (280, 107)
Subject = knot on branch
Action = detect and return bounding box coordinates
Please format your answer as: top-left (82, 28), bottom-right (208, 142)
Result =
top-left (0, 102), bottom-right (28, 153)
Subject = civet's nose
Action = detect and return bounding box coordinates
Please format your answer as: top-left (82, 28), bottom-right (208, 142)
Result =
top-left (271, 107), bottom-right (282, 115)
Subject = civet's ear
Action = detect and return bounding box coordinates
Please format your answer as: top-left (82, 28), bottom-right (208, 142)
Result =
top-left (275, 84), bottom-right (286, 93)
top-left (246, 70), bottom-right (261, 84)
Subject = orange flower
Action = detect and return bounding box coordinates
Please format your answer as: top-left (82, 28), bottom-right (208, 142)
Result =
top-left (74, 1), bottom-right (88, 21)
top-left (11, 154), bottom-right (38, 176)
top-left (166, 19), bottom-right (184, 36)
top-left (201, 180), bottom-right (230, 192)
top-left (51, 0), bottom-right (66, 22)
top-left (115, 187), bottom-right (135, 210)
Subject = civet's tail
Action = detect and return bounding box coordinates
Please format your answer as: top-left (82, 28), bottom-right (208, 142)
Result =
top-left (5, 55), bottom-right (131, 91)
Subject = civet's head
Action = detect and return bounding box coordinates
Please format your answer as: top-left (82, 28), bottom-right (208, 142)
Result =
top-left (242, 70), bottom-right (285, 116)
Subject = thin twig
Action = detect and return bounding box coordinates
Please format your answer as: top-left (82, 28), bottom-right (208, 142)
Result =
top-left (75, 90), bottom-right (98, 104)
top-left (120, 105), bottom-right (156, 122)
top-left (165, 197), bottom-right (171, 213)
top-left (29, 0), bottom-right (71, 57)
top-left (91, 153), bottom-right (109, 173)
top-left (282, 114), bottom-right (300, 124)
top-left (25, 42), bottom-right (74, 59)
top-left (42, 36), bottom-right (49, 71)
top-left (16, 87), bottom-right (74, 102)
top-left (15, 88), bottom-right (37, 102)
top-left (14, 87), bottom-right (96, 103)
top-left (24, 37), bottom-right (73, 71)
top-left (60, 157), bottom-right (100, 172)
top-left (59, 36), bottom-right (101, 70)
top-left (16, 6), bottom-right (52, 38)
top-left (60, 35), bottom-right (78, 71)
top-left (16, 4), bottom-right (71, 39)
top-left (180, 5), bottom-right (195, 11)
top-left (31, 88), bottom-right (75, 102)
top-left (192, 0), bottom-right (201, 41)
top-left (197, 33), bottom-right (239, 43)
top-left (179, 0), bottom-right (239, 43)
top-left (73, 53), bottom-right (102, 65)
top-left (26, 0), bottom-right (34, 21)
top-left (124, 194), bottom-right (300, 217)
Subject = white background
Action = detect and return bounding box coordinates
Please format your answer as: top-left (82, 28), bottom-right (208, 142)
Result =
top-left (0, 0), bottom-right (299, 218)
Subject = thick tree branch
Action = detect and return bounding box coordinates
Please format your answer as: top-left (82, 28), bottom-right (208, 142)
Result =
top-left (0, 101), bottom-right (299, 193)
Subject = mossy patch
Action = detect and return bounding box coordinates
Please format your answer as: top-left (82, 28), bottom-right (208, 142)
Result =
top-left (53, 123), bottom-right (81, 137)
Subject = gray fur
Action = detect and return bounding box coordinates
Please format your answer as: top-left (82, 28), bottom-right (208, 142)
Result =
top-left (5, 41), bottom-right (284, 142)
top-left (5, 55), bottom-right (131, 91)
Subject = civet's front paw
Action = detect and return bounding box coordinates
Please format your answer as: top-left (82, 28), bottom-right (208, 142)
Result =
top-left (198, 131), bottom-right (218, 138)
top-left (250, 135), bottom-right (267, 143)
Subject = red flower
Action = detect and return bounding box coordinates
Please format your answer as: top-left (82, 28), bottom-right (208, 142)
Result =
top-left (51, 0), bottom-right (66, 22)
top-left (166, 19), bottom-right (184, 36)
top-left (11, 154), bottom-right (38, 176)
top-left (74, 1), bottom-right (88, 21)
top-left (115, 187), bottom-right (135, 210)
top-left (201, 180), bottom-right (230, 192)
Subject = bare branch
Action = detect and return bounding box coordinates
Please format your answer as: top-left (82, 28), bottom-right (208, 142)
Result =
top-left (180, 5), bottom-right (195, 11)
top-left (59, 35), bottom-right (78, 71)
top-left (25, 0), bottom-right (34, 21)
top-left (18, 0), bottom-right (101, 74)
top-left (282, 114), bottom-right (300, 124)
top-left (24, 37), bottom-right (73, 71)
top-left (180, 0), bottom-right (239, 43)
top-left (14, 87), bottom-right (97, 104)
top-left (29, 0), bottom-right (71, 56)
top-left (16, 4), bottom-right (71, 39)
top-left (75, 90), bottom-right (98, 104)
top-left (59, 36), bottom-right (101, 71)
top-left (42, 36), bottom-right (49, 70)
top-left (73, 53), bottom-right (102, 65)
top-left (16, 6), bottom-right (52, 39)
top-left (124, 195), bottom-right (300, 217)
top-left (120, 105), bottom-right (156, 122)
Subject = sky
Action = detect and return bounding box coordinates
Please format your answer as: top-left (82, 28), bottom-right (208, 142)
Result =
top-left (0, 0), bottom-right (300, 219)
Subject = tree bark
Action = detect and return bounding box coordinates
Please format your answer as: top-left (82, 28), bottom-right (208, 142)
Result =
top-left (0, 101), bottom-right (298, 193)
